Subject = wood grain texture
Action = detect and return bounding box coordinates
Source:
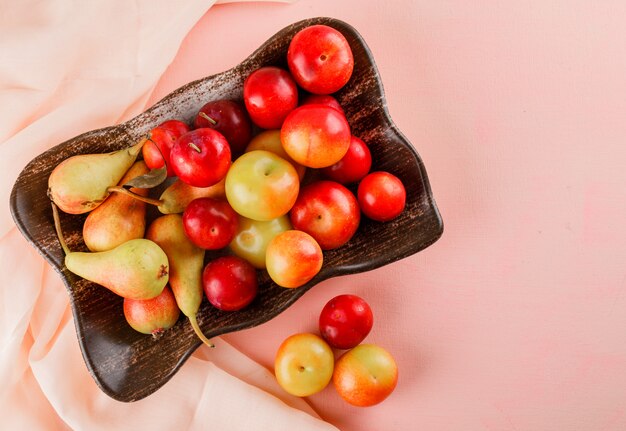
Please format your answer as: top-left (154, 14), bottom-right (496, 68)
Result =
top-left (9, 17), bottom-right (443, 402)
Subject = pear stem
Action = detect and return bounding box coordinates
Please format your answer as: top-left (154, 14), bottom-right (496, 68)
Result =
top-left (107, 186), bottom-right (164, 207)
top-left (198, 112), bottom-right (217, 125)
top-left (51, 202), bottom-right (71, 256)
top-left (189, 314), bottom-right (215, 348)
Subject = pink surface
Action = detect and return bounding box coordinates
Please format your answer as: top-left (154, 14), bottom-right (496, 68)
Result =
top-left (147, 2), bottom-right (626, 430)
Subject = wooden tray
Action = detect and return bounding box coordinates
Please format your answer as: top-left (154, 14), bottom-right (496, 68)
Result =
top-left (10, 17), bottom-right (443, 402)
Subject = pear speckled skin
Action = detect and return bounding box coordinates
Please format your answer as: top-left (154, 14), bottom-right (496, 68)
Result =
top-left (158, 177), bottom-right (226, 214)
top-left (146, 215), bottom-right (204, 318)
top-left (123, 286), bottom-right (180, 336)
top-left (65, 239), bottom-right (169, 300)
top-left (145, 215), bottom-right (214, 346)
top-left (83, 161), bottom-right (150, 252)
top-left (48, 140), bottom-right (144, 214)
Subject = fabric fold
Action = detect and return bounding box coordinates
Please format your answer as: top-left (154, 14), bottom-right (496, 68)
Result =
top-left (0, 0), bottom-right (336, 429)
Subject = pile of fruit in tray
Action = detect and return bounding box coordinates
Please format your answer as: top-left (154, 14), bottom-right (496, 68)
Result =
top-left (48, 24), bottom-right (402, 406)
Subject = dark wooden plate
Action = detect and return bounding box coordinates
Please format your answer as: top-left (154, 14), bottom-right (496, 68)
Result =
top-left (10, 17), bottom-right (443, 402)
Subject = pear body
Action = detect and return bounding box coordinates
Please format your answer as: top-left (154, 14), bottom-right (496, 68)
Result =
top-left (146, 215), bottom-right (204, 316)
top-left (48, 141), bottom-right (143, 214)
top-left (123, 286), bottom-right (180, 335)
top-left (65, 239), bottom-right (168, 300)
top-left (83, 161), bottom-right (149, 252)
top-left (158, 177), bottom-right (225, 214)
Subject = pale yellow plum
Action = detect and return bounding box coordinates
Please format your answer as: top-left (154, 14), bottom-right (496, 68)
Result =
top-left (83, 161), bottom-right (149, 252)
top-left (245, 130), bottom-right (306, 180)
top-left (265, 230), bottom-right (323, 288)
top-left (229, 215), bottom-right (292, 269)
top-left (281, 105), bottom-right (350, 169)
top-left (333, 344), bottom-right (398, 407)
top-left (225, 150), bottom-right (299, 221)
top-left (275, 333), bottom-right (334, 397)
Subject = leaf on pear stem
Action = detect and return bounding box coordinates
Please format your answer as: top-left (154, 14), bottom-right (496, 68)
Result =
top-left (123, 166), bottom-right (167, 189)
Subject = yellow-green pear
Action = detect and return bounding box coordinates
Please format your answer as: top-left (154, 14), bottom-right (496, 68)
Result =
top-left (48, 138), bottom-right (145, 214)
top-left (146, 214), bottom-right (213, 347)
top-left (83, 161), bottom-right (150, 252)
top-left (158, 177), bottom-right (225, 214)
top-left (65, 238), bottom-right (168, 300)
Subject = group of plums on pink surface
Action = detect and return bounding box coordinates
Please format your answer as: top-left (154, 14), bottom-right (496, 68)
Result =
top-left (275, 294), bottom-right (398, 407)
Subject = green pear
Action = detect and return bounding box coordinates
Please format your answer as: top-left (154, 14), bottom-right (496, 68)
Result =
top-left (65, 238), bottom-right (169, 300)
top-left (83, 161), bottom-right (150, 252)
top-left (48, 138), bottom-right (145, 214)
top-left (158, 177), bottom-right (225, 214)
top-left (146, 214), bottom-right (213, 347)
